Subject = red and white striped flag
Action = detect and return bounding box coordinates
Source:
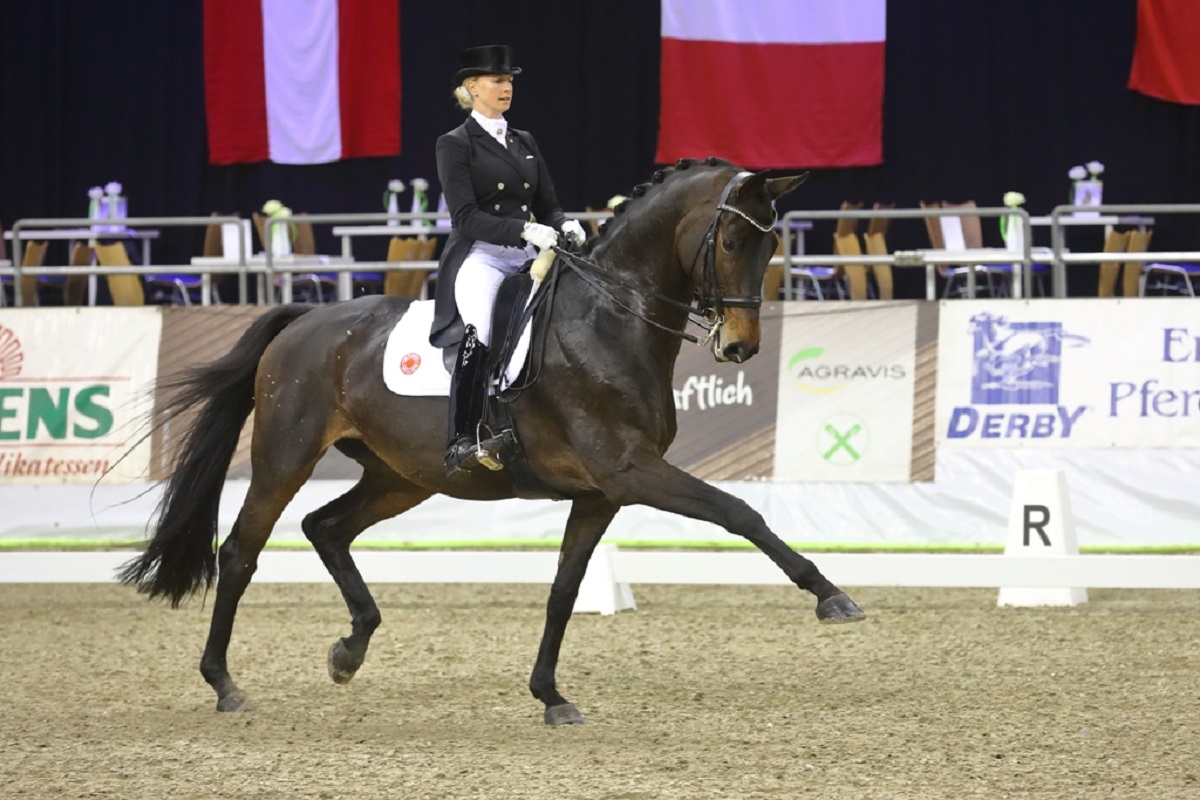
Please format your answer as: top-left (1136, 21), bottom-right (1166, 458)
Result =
top-left (1128, 0), bottom-right (1200, 106)
top-left (656, 0), bottom-right (885, 168)
top-left (204, 0), bottom-right (401, 165)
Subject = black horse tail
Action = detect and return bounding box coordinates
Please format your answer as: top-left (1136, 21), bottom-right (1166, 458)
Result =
top-left (118, 305), bottom-right (314, 606)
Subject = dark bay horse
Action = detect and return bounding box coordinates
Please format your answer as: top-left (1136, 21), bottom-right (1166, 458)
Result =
top-left (120, 157), bottom-right (865, 725)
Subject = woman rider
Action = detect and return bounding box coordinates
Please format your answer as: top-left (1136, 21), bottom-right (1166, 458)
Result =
top-left (429, 44), bottom-right (586, 477)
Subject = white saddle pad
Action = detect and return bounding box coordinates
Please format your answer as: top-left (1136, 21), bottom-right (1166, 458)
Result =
top-left (382, 299), bottom-right (532, 397)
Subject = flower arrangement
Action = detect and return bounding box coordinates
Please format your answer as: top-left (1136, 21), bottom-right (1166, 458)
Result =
top-left (1003, 191), bottom-right (1026, 208)
top-left (999, 191), bottom-right (1026, 244)
top-left (383, 179), bottom-right (405, 226)
top-left (261, 199), bottom-right (294, 256)
top-left (1068, 161), bottom-right (1104, 214)
top-left (88, 181), bottom-right (126, 232)
top-left (87, 186), bottom-right (104, 221)
top-left (411, 177), bottom-right (431, 228)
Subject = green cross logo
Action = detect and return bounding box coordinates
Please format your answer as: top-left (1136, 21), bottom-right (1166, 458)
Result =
top-left (817, 413), bottom-right (870, 466)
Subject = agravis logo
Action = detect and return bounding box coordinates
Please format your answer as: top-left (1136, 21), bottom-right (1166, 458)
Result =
top-left (947, 313), bottom-right (1090, 440)
top-left (787, 346), bottom-right (906, 394)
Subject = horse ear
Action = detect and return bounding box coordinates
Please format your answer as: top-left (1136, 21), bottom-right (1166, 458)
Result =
top-left (766, 172), bottom-right (809, 201)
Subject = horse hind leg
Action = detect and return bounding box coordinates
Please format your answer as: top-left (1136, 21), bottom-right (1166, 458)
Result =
top-left (199, 434), bottom-right (328, 711)
top-left (302, 459), bottom-right (433, 686)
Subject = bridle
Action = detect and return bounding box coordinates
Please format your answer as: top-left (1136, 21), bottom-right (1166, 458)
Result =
top-left (550, 170), bottom-right (777, 346)
top-left (696, 170), bottom-right (778, 316)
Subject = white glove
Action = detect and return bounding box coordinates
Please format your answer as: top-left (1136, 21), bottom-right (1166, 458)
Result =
top-left (521, 221), bottom-right (559, 250)
top-left (561, 219), bottom-right (586, 247)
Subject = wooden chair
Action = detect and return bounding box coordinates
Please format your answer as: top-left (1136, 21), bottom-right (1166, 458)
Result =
top-left (866, 202), bottom-right (893, 238)
top-left (929, 200), bottom-right (1009, 298)
top-left (834, 230), bottom-right (870, 300)
top-left (789, 202), bottom-right (859, 300)
top-left (62, 243), bottom-right (91, 306)
top-left (252, 212), bottom-right (268, 253)
top-left (144, 218), bottom-right (224, 306)
top-left (0, 239), bottom-right (48, 307)
top-left (384, 237), bottom-right (436, 299)
top-left (863, 230), bottom-right (894, 300)
top-left (93, 242), bottom-right (145, 306)
top-left (834, 202), bottom-right (868, 299)
top-left (1096, 230), bottom-right (1132, 297)
top-left (1122, 229), bottom-right (1154, 297)
top-left (278, 215), bottom-right (338, 302)
top-left (292, 219), bottom-right (317, 256)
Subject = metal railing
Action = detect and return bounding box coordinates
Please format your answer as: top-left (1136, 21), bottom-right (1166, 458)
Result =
top-left (7, 206), bottom-right (1200, 306)
top-left (1048, 203), bottom-right (1200, 297)
top-left (781, 207), bottom-right (1035, 299)
top-left (6, 216), bottom-right (247, 307)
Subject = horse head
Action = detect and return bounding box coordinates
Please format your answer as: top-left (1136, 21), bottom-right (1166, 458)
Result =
top-left (699, 169), bottom-right (805, 363)
top-left (585, 159), bottom-right (804, 363)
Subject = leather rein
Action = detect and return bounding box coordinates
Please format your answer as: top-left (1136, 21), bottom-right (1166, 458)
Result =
top-left (550, 170), bottom-right (777, 346)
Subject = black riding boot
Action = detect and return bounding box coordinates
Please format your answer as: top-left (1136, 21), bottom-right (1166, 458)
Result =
top-left (446, 326), bottom-right (506, 476)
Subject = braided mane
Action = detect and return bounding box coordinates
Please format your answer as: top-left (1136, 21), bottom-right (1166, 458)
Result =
top-left (585, 157), bottom-right (737, 252)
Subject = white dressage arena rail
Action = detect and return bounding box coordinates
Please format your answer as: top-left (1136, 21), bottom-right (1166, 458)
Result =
top-left (2, 548), bottom-right (1197, 589)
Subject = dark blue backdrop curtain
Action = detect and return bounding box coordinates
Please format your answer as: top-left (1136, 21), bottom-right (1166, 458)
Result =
top-left (2, 0), bottom-right (1198, 298)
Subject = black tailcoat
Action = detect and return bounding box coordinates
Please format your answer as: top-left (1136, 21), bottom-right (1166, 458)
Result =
top-left (429, 116), bottom-right (568, 349)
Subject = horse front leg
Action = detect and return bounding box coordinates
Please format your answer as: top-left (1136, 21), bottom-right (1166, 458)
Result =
top-left (604, 457), bottom-right (866, 623)
top-left (530, 494), bottom-right (620, 726)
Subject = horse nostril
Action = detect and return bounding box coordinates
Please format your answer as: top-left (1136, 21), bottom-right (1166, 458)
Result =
top-left (722, 343), bottom-right (749, 363)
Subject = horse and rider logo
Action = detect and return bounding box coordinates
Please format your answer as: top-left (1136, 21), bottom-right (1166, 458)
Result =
top-left (0, 325), bottom-right (23, 381)
top-left (968, 312), bottom-right (1089, 405)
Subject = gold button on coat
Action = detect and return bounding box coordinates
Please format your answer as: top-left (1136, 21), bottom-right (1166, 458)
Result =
top-left (497, 182), bottom-right (505, 190)
top-left (523, 182), bottom-right (530, 189)
top-left (494, 203), bottom-right (501, 210)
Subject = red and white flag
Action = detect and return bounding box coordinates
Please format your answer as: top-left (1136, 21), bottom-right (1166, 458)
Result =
top-left (656, 0), bottom-right (885, 168)
top-left (1128, 0), bottom-right (1200, 106)
top-left (204, 0), bottom-right (401, 165)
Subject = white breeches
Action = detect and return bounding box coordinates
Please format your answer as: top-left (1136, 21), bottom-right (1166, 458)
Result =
top-left (455, 241), bottom-right (536, 346)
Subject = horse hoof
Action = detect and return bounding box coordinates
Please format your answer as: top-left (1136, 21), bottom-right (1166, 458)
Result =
top-left (544, 703), bottom-right (586, 726)
top-left (815, 593), bottom-right (867, 624)
top-left (327, 639), bottom-right (361, 685)
top-left (216, 690), bottom-right (251, 712)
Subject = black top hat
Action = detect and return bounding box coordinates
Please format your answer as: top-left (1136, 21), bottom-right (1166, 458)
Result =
top-left (453, 45), bottom-right (522, 86)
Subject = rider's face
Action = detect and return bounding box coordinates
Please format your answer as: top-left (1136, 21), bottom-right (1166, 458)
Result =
top-left (469, 75), bottom-right (513, 119)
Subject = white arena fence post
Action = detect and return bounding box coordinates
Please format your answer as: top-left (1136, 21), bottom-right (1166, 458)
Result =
top-left (997, 469), bottom-right (1087, 608)
top-left (573, 544), bottom-right (637, 615)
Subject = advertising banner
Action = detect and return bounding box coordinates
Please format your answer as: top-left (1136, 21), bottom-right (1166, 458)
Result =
top-left (0, 309), bottom-right (162, 483)
top-left (667, 303), bottom-right (782, 480)
top-left (936, 300), bottom-right (1200, 448)
top-left (773, 302), bottom-right (918, 482)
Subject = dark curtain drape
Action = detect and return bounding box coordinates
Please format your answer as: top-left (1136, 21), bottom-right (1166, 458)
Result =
top-left (2, 0), bottom-right (1198, 297)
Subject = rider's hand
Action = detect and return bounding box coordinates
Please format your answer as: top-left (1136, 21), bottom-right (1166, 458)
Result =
top-left (561, 219), bottom-right (586, 247)
top-left (521, 222), bottom-right (559, 250)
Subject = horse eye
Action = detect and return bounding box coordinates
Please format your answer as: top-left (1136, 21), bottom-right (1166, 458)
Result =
top-left (721, 237), bottom-right (736, 254)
